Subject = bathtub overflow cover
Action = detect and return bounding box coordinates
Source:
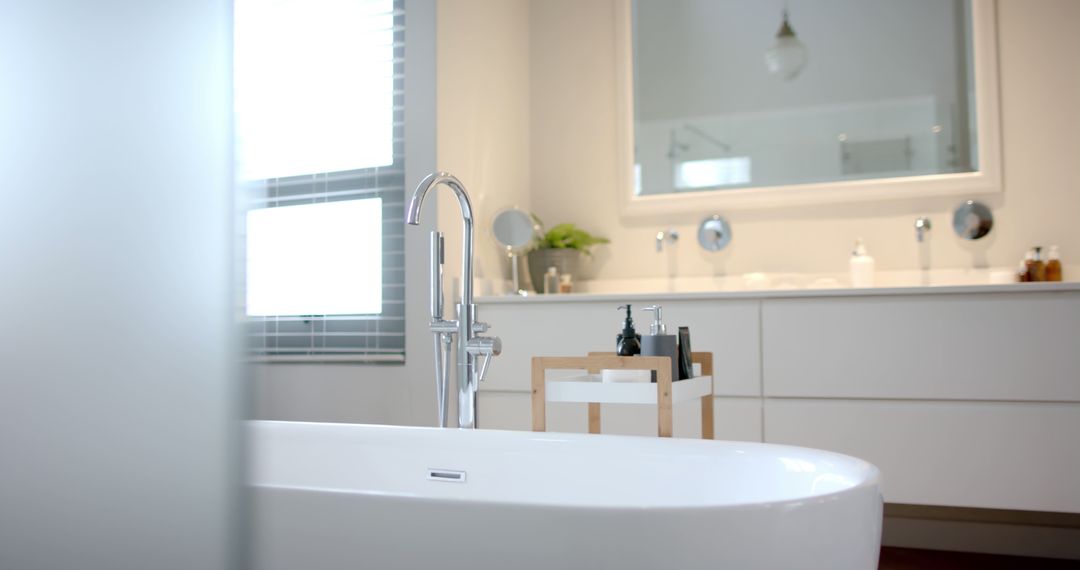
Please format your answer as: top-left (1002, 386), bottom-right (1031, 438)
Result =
top-left (427, 468), bottom-right (467, 483)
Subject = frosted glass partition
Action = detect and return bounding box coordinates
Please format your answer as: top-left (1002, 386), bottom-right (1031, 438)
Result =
top-left (0, 1), bottom-right (239, 568)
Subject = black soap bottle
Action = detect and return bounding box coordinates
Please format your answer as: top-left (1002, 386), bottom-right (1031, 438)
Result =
top-left (615, 305), bottom-right (642, 356)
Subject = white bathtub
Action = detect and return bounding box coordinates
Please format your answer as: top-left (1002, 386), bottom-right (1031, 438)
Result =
top-left (250, 421), bottom-right (883, 570)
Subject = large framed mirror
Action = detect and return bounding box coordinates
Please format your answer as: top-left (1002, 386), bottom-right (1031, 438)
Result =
top-left (614, 0), bottom-right (1002, 217)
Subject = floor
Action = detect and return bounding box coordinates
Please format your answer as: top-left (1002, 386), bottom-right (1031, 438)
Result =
top-left (879, 547), bottom-right (1080, 569)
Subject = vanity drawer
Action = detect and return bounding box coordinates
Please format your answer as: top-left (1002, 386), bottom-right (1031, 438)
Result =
top-left (764, 399), bottom-right (1080, 513)
top-left (762, 292), bottom-right (1080, 401)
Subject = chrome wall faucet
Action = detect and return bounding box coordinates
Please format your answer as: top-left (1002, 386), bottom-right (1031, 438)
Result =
top-left (656, 229), bottom-right (680, 252)
top-left (914, 217), bottom-right (932, 243)
top-left (406, 172), bottom-right (501, 429)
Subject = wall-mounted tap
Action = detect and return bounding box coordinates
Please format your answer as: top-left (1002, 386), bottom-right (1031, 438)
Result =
top-left (656, 229), bottom-right (679, 252)
top-left (406, 172), bottom-right (501, 429)
top-left (914, 217), bottom-right (932, 243)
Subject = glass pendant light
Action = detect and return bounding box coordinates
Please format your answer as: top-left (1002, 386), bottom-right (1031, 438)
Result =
top-left (764, 8), bottom-right (807, 81)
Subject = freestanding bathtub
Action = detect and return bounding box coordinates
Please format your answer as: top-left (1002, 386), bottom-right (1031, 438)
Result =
top-left (250, 421), bottom-right (882, 570)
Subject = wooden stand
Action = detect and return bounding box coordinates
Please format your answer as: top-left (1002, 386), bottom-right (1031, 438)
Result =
top-left (531, 352), bottom-right (714, 438)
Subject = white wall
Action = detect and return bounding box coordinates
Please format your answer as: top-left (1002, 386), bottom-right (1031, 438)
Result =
top-left (0, 1), bottom-right (239, 568)
top-left (436, 0), bottom-right (532, 290)
top-left (530, 0), bottom-right (1080, 279)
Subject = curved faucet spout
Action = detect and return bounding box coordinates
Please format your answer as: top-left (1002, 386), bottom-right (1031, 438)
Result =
top-left (406, 171), bottom-right (475, 307)
top-left (406, 172), bottom-right (474, 227)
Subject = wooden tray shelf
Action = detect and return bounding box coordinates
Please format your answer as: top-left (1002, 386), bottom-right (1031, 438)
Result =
top-left (531, 352), bottom-right (714, 438)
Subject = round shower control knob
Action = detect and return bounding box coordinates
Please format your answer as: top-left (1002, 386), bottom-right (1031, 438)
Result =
top-left (952, 200), bottom-right (993, 240)
top-left (698, 215), bottom-right (732, 252)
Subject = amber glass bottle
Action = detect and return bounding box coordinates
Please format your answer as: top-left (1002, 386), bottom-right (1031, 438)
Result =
top-left (1021, 250), bottom-right (1034, 282)
top-left (1016, 260), bottom-right (1030, 283)
top-left (1046, 245), bottom-right (1063, 282)
top-left (1027, 247), bottom-right (1047, 282)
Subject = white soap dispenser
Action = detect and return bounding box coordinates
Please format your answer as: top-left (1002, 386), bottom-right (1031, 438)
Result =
top-left (850, 238), bottom-right (875, 288)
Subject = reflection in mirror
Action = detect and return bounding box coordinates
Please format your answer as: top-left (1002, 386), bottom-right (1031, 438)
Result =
top-left (633, 0), bottom-right (978, 196)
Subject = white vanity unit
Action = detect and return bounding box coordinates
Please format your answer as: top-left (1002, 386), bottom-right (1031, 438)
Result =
top-left (477, 282), bottom-right (1080, 514)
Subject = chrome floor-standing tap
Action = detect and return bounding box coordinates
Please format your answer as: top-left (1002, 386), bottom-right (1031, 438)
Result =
top-left (406, 172), bottom-right (501, 429)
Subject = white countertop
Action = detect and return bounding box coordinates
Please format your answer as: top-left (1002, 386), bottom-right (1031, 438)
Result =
top-left (477, 280), bottom-right (1080, 304)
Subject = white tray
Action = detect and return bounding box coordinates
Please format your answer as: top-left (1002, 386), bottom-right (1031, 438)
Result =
top-left (544, 375), bottom-right (712, 405)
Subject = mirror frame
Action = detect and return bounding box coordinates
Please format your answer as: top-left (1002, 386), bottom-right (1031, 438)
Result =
top-left (614, 0), bottom-right (1002, 218)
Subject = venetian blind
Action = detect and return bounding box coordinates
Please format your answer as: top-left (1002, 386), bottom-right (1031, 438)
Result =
top-left (236, 0), bottom-right (405, 362)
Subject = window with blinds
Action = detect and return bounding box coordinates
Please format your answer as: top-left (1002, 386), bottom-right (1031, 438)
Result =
top-left (235, 0), bottom-right (406, 363)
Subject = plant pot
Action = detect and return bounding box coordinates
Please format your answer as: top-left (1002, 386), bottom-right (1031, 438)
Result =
top-left (526, 248), bottom-right (588, 293)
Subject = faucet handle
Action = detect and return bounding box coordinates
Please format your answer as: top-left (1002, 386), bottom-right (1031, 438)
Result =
top-left (466, 336), bottom-right (502, 357)
top-left (467, 336), bottom-right (502, 385)
top-left (655, 229), bottom-right (680, 252)
top-left (472, 321), bottom-right (490, 334)
top-left (914, 217), bottom-right (932, 243)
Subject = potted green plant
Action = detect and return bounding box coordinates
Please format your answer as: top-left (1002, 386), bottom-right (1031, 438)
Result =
top-left (525, 215), bottom-right (609, 292)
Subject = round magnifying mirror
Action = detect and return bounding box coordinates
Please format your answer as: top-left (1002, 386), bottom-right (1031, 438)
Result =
top-left (492, 208), bottom-right (534, 251)
top-left (492, 208), bottom-right (536, 296)
top-left (698, 215), bottom-right (732, 252)
top-left (952, 200), bottom-right (993, 240)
